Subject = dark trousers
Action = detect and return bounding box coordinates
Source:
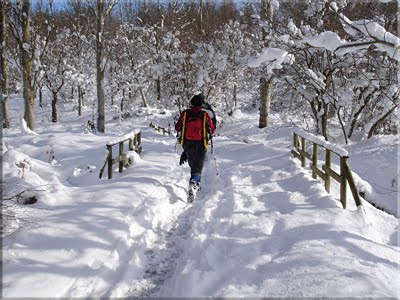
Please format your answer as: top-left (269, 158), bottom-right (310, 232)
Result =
top-left (183, 140), bottom-right (206, 176)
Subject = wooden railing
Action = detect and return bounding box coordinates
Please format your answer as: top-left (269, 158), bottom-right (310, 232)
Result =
top-left (149, 122), bottom-right (172, 135)
top-left (291, 128), bottom-right (362, 209)
top-left (99, 131), bottom-right (142, 179)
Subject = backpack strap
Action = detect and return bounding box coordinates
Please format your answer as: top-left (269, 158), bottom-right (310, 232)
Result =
top-left (180, 111), bottom-right (187, 148)
top-left (203, 111), bottom-right (208, 150)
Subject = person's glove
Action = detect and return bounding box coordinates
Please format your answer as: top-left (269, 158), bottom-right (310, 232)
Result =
top-left (179, 152), bottom-right (187, 165)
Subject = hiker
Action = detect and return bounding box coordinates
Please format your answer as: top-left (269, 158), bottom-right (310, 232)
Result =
top-left (201, 99), bottom-right (217, 130)
top-left (179, 94), bottom-right (217, 165)
top-left (175, 94), bottom-right (215, 201)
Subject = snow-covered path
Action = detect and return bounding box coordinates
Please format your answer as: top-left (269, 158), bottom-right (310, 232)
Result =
top-left (157, 126), bottom-right (399, 297)
top-left (2, 105), bottom-right (399, 298)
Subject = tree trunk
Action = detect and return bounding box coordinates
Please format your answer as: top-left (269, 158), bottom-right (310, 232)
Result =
top-left (258, 0), bottom-right (274, 129)
top-left (259, 77), bottom-right (272, 128)
top-left (139, 86), bottom-right (147, 107)
top-left (78, 86), bottom-right (82, 116)
top-left (233, 83), bottom-right (237, 109)
top-left (21, 0), bottom-right (34, 131)
top-left (0, 0), bottom-right (9, 128)
top-left (321, 105), bottom-right (328, 140)
top-left (39, 86), bottom-right (43, 108)
top-left (51, 91), bottom-right (58, 122)
top-left (81, 88), bottom-right (85, 107)
top-left (199, 0), bottom-right (204, 35)
top-left (96, 0), bottom-right (105, 133)
top-left (347, 88), bottom-right (377, 139)
top-left (367, 106), bottom-right (397, 138)
top-left (156, 76), bottom-right (161, 101)
top-left (337, 107), bottom-right (348, 145)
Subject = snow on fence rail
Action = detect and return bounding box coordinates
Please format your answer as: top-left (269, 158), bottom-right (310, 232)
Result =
top-left (292, 128), bottom-right (362, 209)
top-left (149, 122), bottom-right (172, 135)
top-left (99, 131), bottom-right (142, 179)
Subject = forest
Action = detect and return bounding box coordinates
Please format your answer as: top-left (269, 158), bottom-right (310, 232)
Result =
top-left (1, 0), bottom-right (398, 141)
top-left (2, 1), bottom-right (400, 297)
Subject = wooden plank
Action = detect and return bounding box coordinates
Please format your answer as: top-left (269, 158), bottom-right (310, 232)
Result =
top-left (312, 143), bottom-right (318, 179)
top-left (107, 145), bottom-right (113, 179)
top-left (129, 138), bottom-right (133, 151)
top-left (311, 165), bottom-right (326, 180)
top-left (112, 154), bottom-right (127, 165)
top-left (325, 149), bottom-right (331, 193)
top-left (298, 149), bottom-right (312, 161)
top-left (293, 133), bottom-right (299, 150)
top-left (136, 145), bottom-right (143, 154)
top-left (291, 149), bottom-right (303, 162)
top-left (340, 157), bottom-right (347, 209)
top-left (322, 165), bottom-right (341, 182)
top-left (119, 142), bottom-right (124, 173)
top-left (344, 160), bottom-right (363, 207)
top-left (301, 137), bottom-right (306, 167)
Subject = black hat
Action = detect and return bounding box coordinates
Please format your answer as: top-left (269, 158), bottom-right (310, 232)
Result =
top-left (190, 94), bottom-right (204, 106)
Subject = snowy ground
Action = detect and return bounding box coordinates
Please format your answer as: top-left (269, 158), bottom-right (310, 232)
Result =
top-left (2, 96), bottom-right (399, 298)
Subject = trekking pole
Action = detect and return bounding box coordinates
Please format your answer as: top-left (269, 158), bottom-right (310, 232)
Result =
top-left (210, 136), bottom-right (219, 176)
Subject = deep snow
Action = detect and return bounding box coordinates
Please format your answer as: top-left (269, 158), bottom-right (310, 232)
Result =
top-left (2, 96), bottom-right (399, 298)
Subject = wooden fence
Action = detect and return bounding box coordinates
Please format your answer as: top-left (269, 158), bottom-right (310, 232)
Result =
top-left (149, 122), bottom-right (172, 135)
top-left (291, 129), bottom-right (362, 209)
top-left (99, 131), bottom-right (142, 179)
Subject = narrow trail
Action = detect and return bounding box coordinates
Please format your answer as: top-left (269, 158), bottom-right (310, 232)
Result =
top-left (148, 130), bottom-right (368, 296)
top-left (130, 145), bottom-right (223, 297)
top-left (130, 131), bottom-right (314, 296)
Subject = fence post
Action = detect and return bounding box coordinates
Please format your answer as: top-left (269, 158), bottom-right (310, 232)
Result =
top-left (107, 145), bottom-right (113, 179)
top-left (340, 156), bottom-right (347, 208)
top-left (129, 137), bottom-right (133, 151)
top-left (325, 149), bottom-right (331, 193)
top-left (119, 141), bottom-right (124, 173)
top-left (344, 160), bottom-right (363, 207)
top-left (312, 142), bottom-right (318, 179)
top-left (293, 132), bottom-right (298, 151)
top-left (301, 137), bottom-right (306, 167)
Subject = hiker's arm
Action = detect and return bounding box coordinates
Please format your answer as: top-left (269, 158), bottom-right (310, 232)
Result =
top-left (206, 114), bottom-right (215, 134)
top-left (175, 112), bottom-right (184, 132)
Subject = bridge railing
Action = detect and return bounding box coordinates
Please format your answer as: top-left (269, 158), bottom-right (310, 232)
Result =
top-left (291, 128), bottom-right (362, 209)
top-left (99, 131), bottom-right (142, 179)
top-left (149, 122), bottom-right (171, 135)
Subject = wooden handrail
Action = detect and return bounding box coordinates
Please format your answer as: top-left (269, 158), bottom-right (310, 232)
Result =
top-left (292, 129), bottom-right (362, 209)
top-left (149, 122), bottom-right (171, 135)
top-left (99, 131), bottom-right (142, 179)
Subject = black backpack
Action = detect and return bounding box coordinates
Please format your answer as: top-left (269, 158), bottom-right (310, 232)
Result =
top-left (201, 102), bottom-right (217, 129)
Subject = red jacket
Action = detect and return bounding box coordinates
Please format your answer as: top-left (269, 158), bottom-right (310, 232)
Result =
top-left (175, 106), bottom-right (215, 140)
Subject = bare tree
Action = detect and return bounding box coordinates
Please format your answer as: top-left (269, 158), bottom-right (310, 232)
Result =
top-left (259, 0), bottom-right (273, 129)
top-left (9, 0), bottom-right (35, 130)
top-left (67, 0), bottom-right (88, 116)
top-left (0, 0), bottom-right (10, 128)
top-left (90, 0), bottom-right (117, 133)
top-left (8, 0), bottom-right (50, 131)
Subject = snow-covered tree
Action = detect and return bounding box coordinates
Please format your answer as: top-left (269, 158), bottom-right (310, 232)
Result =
top-left (1, 0), bottom-right (10, 128)
top-left (8, 0), bottom-right (51, 131)
top-left (89, 0), bottom-right (117, 133)
top-left (43, 29), bottom-right (72, 123)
